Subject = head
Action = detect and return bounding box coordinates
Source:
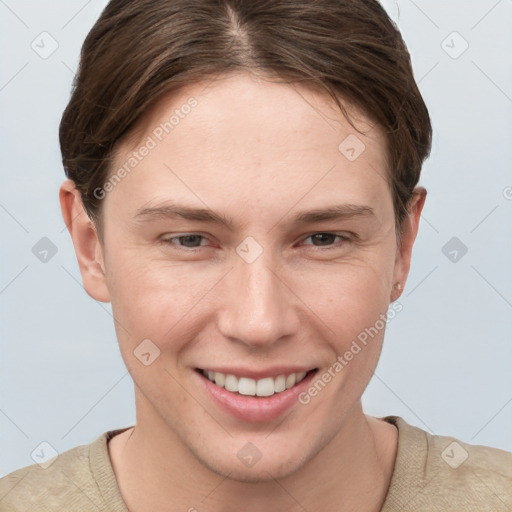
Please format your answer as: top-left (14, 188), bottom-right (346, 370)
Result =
top-left (59, 0), bottom-right (431, 481)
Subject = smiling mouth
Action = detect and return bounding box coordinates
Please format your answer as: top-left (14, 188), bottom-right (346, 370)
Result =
top-left (196, 368), bottom-right (318, 397)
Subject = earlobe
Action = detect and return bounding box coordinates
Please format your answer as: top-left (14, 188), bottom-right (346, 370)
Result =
top-left (59, 179), bottom-right (111, 303)
top-left (390, 187), bottom-right (427, 302)
top-left (390, 282), bottom-right (403, 303)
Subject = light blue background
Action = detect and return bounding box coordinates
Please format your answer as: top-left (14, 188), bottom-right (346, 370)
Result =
top-left (1, 0), bottom-right (511, 476)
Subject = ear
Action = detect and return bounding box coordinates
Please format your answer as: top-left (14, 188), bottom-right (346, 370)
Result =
top-left (390, 186), bottom-right (427, 302)
top-left (59, 179), bottom-right (110, 303)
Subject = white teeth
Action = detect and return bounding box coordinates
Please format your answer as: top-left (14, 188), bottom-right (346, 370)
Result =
top-left (201, 369), bottom-right (310, 396)
top-left (224, 374), bottom-right (238, 392)
top-left (214, 372), bottom-right (225, 387)
top-left (296, 371), bottom-right (306, 382)
top-left (256, 377), bottom-right (275, 397)
top-left (285, 373), bottom-right (296, 389)
top-left (274, 375), bottom-right (286, 392)
top-left (238, 377), bottom-right (256, 396)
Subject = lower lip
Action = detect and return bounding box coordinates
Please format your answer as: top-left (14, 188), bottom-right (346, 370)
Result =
top-left (195, 369), bottom-right (318, 423)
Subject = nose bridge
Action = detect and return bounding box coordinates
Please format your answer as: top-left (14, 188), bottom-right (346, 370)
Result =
top-left (217, 244), bottom-right (295, 347)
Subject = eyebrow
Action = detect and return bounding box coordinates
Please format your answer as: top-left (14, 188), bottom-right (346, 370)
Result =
top-left (132, 202), bottom-right (375, 230)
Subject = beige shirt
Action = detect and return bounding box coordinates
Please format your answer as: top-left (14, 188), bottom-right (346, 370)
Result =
top-left (1, 416), bottom-right (511, 511)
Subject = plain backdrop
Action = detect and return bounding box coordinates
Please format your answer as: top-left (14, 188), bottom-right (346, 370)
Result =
top-left (1, 0), bottom-right (511, 476)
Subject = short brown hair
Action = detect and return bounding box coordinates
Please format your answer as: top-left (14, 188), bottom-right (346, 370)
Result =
top-left (59, 0), bottom-right (432, 240)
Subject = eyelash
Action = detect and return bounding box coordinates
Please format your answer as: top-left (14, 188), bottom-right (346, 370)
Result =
top-left (160, 232), bottom-right (353, 252)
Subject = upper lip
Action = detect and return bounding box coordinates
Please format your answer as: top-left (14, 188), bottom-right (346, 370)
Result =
top-left (196, 366), bottom-right (317, 380)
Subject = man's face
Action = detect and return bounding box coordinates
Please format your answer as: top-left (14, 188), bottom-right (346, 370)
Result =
top-left (95, 72), bottom-right (402, 480)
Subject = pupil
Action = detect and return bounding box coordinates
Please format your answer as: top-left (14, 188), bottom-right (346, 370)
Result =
top-left (313, 233), bottom-right (334, 246)
top-left (181, 235), bottom-right (201, 247)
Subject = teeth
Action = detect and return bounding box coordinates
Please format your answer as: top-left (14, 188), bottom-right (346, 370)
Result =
top-left (224, 374), bottom-right (238, 392)
top-left (238, 377), bottom-right (256, 396)
top-left (256, 377), bottom-right (275, 397)
top-left (214, 372), bottom-right (225, 387)
top-left (201, 369), bottom-right (310, 397)
top-left (274, 375), bottom-right (286, 392)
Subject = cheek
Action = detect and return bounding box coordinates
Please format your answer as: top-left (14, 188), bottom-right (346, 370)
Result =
top-left (290, 249), bottom-right (394, 337)
top-left (105, 234), bottom-right (396, 358)
top-left (105, 247), bottom-right (217, 349)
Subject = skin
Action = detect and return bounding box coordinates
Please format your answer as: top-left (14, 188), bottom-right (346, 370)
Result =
top-left (60, 71), bottom-right (426, 512)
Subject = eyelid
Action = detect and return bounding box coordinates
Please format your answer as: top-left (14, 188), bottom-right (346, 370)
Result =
top-left (301, 231), bottom-right (353, 241)
top-left (160, 233), bottom-right (212, 248)
top-left (160, 231), bottom-right (355, 251)
top-left (299, 232), bottom-right (354, 248)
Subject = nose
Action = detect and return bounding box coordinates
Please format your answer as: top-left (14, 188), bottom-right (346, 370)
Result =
top-left (216, 247), bottom-right (299, 348)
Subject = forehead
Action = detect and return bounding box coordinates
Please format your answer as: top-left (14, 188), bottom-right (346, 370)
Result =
top-left (108, 71), bottom-right (391, 223)
top-left (127, 71), bottom-right (387, 158)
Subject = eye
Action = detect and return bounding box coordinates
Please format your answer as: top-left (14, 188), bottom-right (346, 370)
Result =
top-left (159, 232), bottom-right (353, 252)
top-left (161, 233), bottom-right (209, 249)
top-left (301, 232), bottom-right (352, 249)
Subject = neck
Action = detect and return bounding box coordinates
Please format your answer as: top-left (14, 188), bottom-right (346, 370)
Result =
top-left (109, 400), bottom-right (397, 512)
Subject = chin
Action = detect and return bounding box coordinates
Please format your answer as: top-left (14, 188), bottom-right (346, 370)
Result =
top-left (203, 459), bottom-right (302, 483)
top-left (192, 443), bottom-right (311, 483)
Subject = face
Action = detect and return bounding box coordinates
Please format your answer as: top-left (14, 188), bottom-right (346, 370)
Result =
top-left (64, 71), bottom-right (421, 481)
